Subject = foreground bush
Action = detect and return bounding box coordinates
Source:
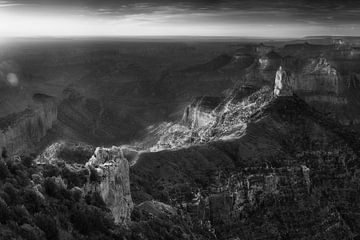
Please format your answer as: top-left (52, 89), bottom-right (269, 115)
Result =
top-left (34, 213), bottom-right (59, 240)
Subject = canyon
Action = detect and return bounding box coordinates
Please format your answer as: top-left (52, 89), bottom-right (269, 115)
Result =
top-left (1, 37), bottom-right (360, 239)
top-left (1, 38), bottom-right (360, 152)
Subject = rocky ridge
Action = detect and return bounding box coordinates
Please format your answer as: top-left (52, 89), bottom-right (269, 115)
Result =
top-left (128, 72), bottom-right (360, 238)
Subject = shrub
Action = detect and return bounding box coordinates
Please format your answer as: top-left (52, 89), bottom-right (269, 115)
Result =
top-left (31, 173), bottom-right (44, 185)
top-left (44, 176), bottom-right (71, 200)
top-left (0, 197), bottom-right (10, 223)
top-left (7, 161), bottom-right (25, 175)
top-left (70, 203), bottom-right (114, 235)
top-left (0, 159), bottom-right (9, 180)
top-left (34, 213), bottom-right (59, 240)
top-left (19, 223), bottom-right (46, 240)
top-left (15, 169), bottom-right (31, 187)
top-left (23, 189), bottom-right (43, 213)
top-left (58, 142), bottom-right (94, 164)
top-left (43, 164), bottom-right (60, 178)
top-left (85, 191), bottom-right (106, 209)
top-left (21, 155), bottom-right (35, 168)
top-left (43, 177), bottom-right (61, 199)
top-left (1, 147), bottom-right (8, 159)
top-left (4, 183), bottom-right (21, 205)
top-left (61, 164), bottom-right (88, 188)
top-left (70, 187), bottom-right (83, 202)
top-left (0, 191), bottom-right (10, 205)
top-left (0, 224), bottom-right (18, 240)
top-left (11, 205), bottom-right (31, 225)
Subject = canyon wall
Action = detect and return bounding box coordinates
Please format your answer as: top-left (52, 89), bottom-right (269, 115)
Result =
top-left (130, 87), bottom-right (360, 238)
top-left (0, 97), bottom-right (57, 156)
top-left (292, 58), bottom-right (340, 94)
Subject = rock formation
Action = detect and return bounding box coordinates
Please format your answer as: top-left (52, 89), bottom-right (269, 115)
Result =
top-left (0, 96), bottom-right (57, 156)
top-left (273, 66), bottom-right (293, 97)
top-left (3, 38), bottom-right (360, 239)
top-left (294, 58), bottom-right (340, 94)
top-left (86, 146), bottom-right (134, 224)
top-left (131, 85), bottom-right (360, 239)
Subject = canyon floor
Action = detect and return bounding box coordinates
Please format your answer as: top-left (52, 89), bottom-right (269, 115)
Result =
top-left (1, 37), bottom-right (360, 239)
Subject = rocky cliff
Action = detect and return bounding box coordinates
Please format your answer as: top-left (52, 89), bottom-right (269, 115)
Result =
top-left (0, 95), bottom-right (57, 156)
top-left (86, 146), bottom-right (134, 224)
top-left (293, 58), bottom-right (340, 94)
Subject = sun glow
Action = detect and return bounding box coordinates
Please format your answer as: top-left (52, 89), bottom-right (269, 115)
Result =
top-left (0, 6), bottom-right (359, 38)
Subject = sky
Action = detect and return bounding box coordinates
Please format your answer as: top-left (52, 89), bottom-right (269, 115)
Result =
top-left (0, 0), bottom-right (360, 38)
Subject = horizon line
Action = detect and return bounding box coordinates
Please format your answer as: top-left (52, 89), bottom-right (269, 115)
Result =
top-left (1, 35), bottom-right (359, 41)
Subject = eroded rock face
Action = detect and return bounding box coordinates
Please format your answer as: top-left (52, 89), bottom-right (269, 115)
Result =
top-left (294, 58), bottom-right (340, 94)
top-left (273, 66), bottom-right (293, 97)
top-left (0, 98), bottom-right (57, 156)
top-left (86, 146), bottom-right (134, 224)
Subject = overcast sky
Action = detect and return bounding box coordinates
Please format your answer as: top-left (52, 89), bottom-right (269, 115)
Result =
top-left (0, 0), bottom-right (359, 38)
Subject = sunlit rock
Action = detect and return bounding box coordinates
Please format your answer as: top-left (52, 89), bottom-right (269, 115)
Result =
top-left (273, 66), bottom-right (293, 97)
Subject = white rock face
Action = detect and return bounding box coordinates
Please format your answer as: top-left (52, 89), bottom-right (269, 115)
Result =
top-left (87, 146), bottom-right (134, 224)
top-left (274, 66), bottom-right (293, 97)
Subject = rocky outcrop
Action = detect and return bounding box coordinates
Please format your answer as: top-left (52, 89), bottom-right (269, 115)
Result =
top-left (0, 97), bottom-right (57, 156)
top-left (86, 146), bottom-right (134, 224)
top-left (273, 66), bottom-right (293, 97)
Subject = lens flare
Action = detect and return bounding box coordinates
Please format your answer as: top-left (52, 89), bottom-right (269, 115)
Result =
top-left (6, 73), bottom-right (19, 87)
